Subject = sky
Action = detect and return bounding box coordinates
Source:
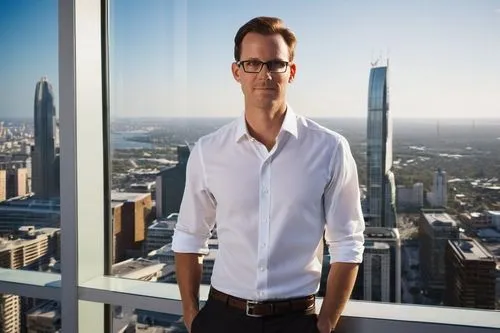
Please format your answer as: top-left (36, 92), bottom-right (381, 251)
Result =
top-left (0, 0), bottom-right (499, 119)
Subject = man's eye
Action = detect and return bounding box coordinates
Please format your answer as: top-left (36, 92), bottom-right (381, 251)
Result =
top-left (271, 61), bottom-right (286, 68)
top-left (248, 61), bottom-right (261, 67)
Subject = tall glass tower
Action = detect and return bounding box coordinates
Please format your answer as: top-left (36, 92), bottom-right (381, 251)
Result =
top-left (366, 65), bottom-right (397, 228)
top-left (33, 77), bottom-right (58, 198)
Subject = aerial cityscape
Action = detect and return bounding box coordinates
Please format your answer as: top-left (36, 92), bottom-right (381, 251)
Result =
top-left (0, 62), bottom-right (498, 331)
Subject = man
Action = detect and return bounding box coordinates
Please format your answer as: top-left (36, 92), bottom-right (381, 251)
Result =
top-left (172, 16), bottom-right (365, 333)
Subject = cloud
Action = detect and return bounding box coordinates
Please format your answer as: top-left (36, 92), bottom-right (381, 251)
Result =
top-left (496, 8), bottom-right (500, 14)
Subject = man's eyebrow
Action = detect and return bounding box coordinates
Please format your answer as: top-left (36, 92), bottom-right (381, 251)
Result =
top-left (242, 57), bottom-right (287, 62)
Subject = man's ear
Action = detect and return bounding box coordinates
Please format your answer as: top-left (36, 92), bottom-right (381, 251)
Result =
top-left (232, 62), bottom-right (241, 82)
top-left (289, 62), bottom-right (297, 83)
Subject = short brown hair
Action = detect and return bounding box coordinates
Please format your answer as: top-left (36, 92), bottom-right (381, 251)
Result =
top-left (234, 16), bottom-right (297, 62)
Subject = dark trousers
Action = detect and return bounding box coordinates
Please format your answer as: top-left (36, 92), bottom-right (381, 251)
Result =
top-left (191, 297), bottom-right (319, 333)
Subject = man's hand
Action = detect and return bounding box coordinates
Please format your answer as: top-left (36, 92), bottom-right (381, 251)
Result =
top-left (316, 315), bottom-right (333, 333)
top-left (183, 309), bottom-right (199, 333)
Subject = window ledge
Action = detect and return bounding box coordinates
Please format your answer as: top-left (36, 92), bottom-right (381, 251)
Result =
top-left (0, 268), bottom-right (60, 300)
top-left (79, 276), bottom-right (500, 329)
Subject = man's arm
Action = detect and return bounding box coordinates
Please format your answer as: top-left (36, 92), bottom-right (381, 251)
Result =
top-left (171, 141), bottom-right (216, 332)
top-left (317, 263), bottom-right (359, 332)
top-left (322, 136), bottom-right (365, 332)
top-left (175, 253), bottom-right (204, 332)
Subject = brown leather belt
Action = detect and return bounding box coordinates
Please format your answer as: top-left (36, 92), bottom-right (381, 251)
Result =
top-left (208, 287), bottom-right (315, 317)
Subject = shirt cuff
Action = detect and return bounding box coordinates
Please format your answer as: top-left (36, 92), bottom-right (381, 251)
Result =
top-left (171, 229), bottom-right (210, 255)
top-left (328, 242), bottom-right (364, 264)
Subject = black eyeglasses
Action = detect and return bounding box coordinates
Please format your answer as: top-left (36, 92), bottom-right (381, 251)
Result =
top-left (237, 60), bottom-right (289, 73)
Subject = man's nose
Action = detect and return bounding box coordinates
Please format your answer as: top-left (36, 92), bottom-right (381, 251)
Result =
top-left (258, 64), bottom-right (272, 80)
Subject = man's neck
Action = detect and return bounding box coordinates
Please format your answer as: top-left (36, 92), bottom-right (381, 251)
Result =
top-left (244, 102), bottom-right (287, 151)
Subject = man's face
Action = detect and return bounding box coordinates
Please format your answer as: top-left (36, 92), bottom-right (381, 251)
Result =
top-left (232, 32), bottom-right (296, 109)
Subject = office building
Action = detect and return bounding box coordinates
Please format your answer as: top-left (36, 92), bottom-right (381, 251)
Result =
top-left (396, 182), bottom-right (424, 210)
top-left (111, 192), bottom-right (154, 263)
top-left (419, 212), bottom-right (459, 296)
top-left (26, 300), bottom-right (60, 333)
top-left (6, 168), bottom-right (28, 199)
top-left (366, 65), bottom-right (397, 228)
top-left (0, 227), bottom-right (60, 333)
top-left (445, 239), bottom-right (496, 309)
top-left (428, 168), bottom-right (448, 207)
top-left (352, 227), bottom-right (401, 303)
top-left (32, 77), bottom-right (59, 199)
top-left (27, 259), bottom-right (164, 333)
top-left (151, 239), bottom-right (218, 285)
top-left (0, 169), bottom-right (6, 201)
top-left (155, 145), bottom-right (190, 218)
top-left (146, 213), bottom-right (178, 253)
top-left (486, 211), bottom-right (500, 231)
top-left (0, 196), bottom-right (60, 235)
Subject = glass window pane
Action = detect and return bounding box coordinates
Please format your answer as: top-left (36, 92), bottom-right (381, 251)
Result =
top-left (107, 0), bottom-right (500, 317)
top-left (0, 1), bottom-right (61, 331)
top-left (112, 305), bottom-right (186, 333)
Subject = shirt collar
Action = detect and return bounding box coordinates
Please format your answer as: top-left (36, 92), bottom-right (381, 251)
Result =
top-left (235, 105), bottom-right (299, 143)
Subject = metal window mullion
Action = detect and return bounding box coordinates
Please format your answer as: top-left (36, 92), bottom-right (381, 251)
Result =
top-left (60, 0), bottom-right (106, 332)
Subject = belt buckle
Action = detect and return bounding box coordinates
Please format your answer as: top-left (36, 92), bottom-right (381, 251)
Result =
top-left (246, 300), bottom-right (264, 317)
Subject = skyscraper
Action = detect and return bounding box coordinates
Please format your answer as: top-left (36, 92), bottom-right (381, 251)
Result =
top-left (366, 65), bottom-right (397, 228)
top-left (155, 145), bottom-right (190, 217)
top-left (32, 77), bottom-right (59, 199)
top-left (432, 168), bottom-right (448, 207)
top-left (352, 227), bottom-right (401, 303)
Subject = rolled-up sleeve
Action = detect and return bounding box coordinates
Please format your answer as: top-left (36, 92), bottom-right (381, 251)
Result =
top-left (324, 136), bottom-right (365, 264)
top-left (172, 139), bottom-right (216, 255)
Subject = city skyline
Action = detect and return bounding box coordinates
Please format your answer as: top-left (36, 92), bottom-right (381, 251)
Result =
top-left (1, 0), bottom-right (500, 119)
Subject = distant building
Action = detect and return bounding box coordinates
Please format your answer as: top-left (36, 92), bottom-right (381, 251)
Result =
top-left (352, 227), bottom-right (401, 303)
top-left (0, 227), bottom-right (60, 333)
top-left (0, 197), bottom-right (60, 235)
top-left (111, 258), bottom-right (164, 282)
top-left (32, 77), bottom-right (59, 199)
top-left (0, 170), bottom-right (6, 201)
top-left (27, 258), bottom-right (164, 333)
top-left (155, 145), bottom-right (190, 218)
top-left (427, 168), bottom-right (447, 207)
top-left (419, 211), bottom-right (459, 295)
top-left (366, 65), bottom-right (397, 228)
top-left (445, 239), bottom-right (496, 309)
top-left (486, 211), bottom-right (500, 231)
top-left (146, 213), bottom-right (178, 253)
top-left (6, 167), bottom-right (28, 199)
top-left (396, 182), bottom-right (424, 210)
top-left (151, 239), bottom-right (218, 285)
top-left (26, 300), bottom-right (60, 333)
top-left (111, 192), bottom-right (154, 263)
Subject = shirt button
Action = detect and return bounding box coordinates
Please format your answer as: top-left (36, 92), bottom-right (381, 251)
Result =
top-left (263, 188), bottom-right (269, 194)
top-left (259, 266), bottom-right (265, 271)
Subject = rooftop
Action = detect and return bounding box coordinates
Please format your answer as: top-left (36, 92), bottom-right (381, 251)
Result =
top-left (0, 195), bottom-right (61, 213)
top-left (448, 239), bottom-right (495, 261)
top-left (365, 241), bottom-right (391, 250)
top-left (112, 258), bottom-right (164, 279)
top-left (364, 227), bottom-right (400, 239)
top-left (422, 212), bottom-right (458, 228)
top-left (476, 228), bottom-right (500, 240)
top-left (111, 191), bottom-right (150, 203)
top-left (0, 227), bottom-right (60, 251)
top-left (27, 300), bottom-right (60, 320)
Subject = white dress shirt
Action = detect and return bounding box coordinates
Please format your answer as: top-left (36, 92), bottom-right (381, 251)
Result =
top-left (172, 106), bottom-right (365, 301)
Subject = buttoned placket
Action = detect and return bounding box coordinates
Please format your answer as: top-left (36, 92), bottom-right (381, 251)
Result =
top-left (250, 135), bottom-right (282, 300)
